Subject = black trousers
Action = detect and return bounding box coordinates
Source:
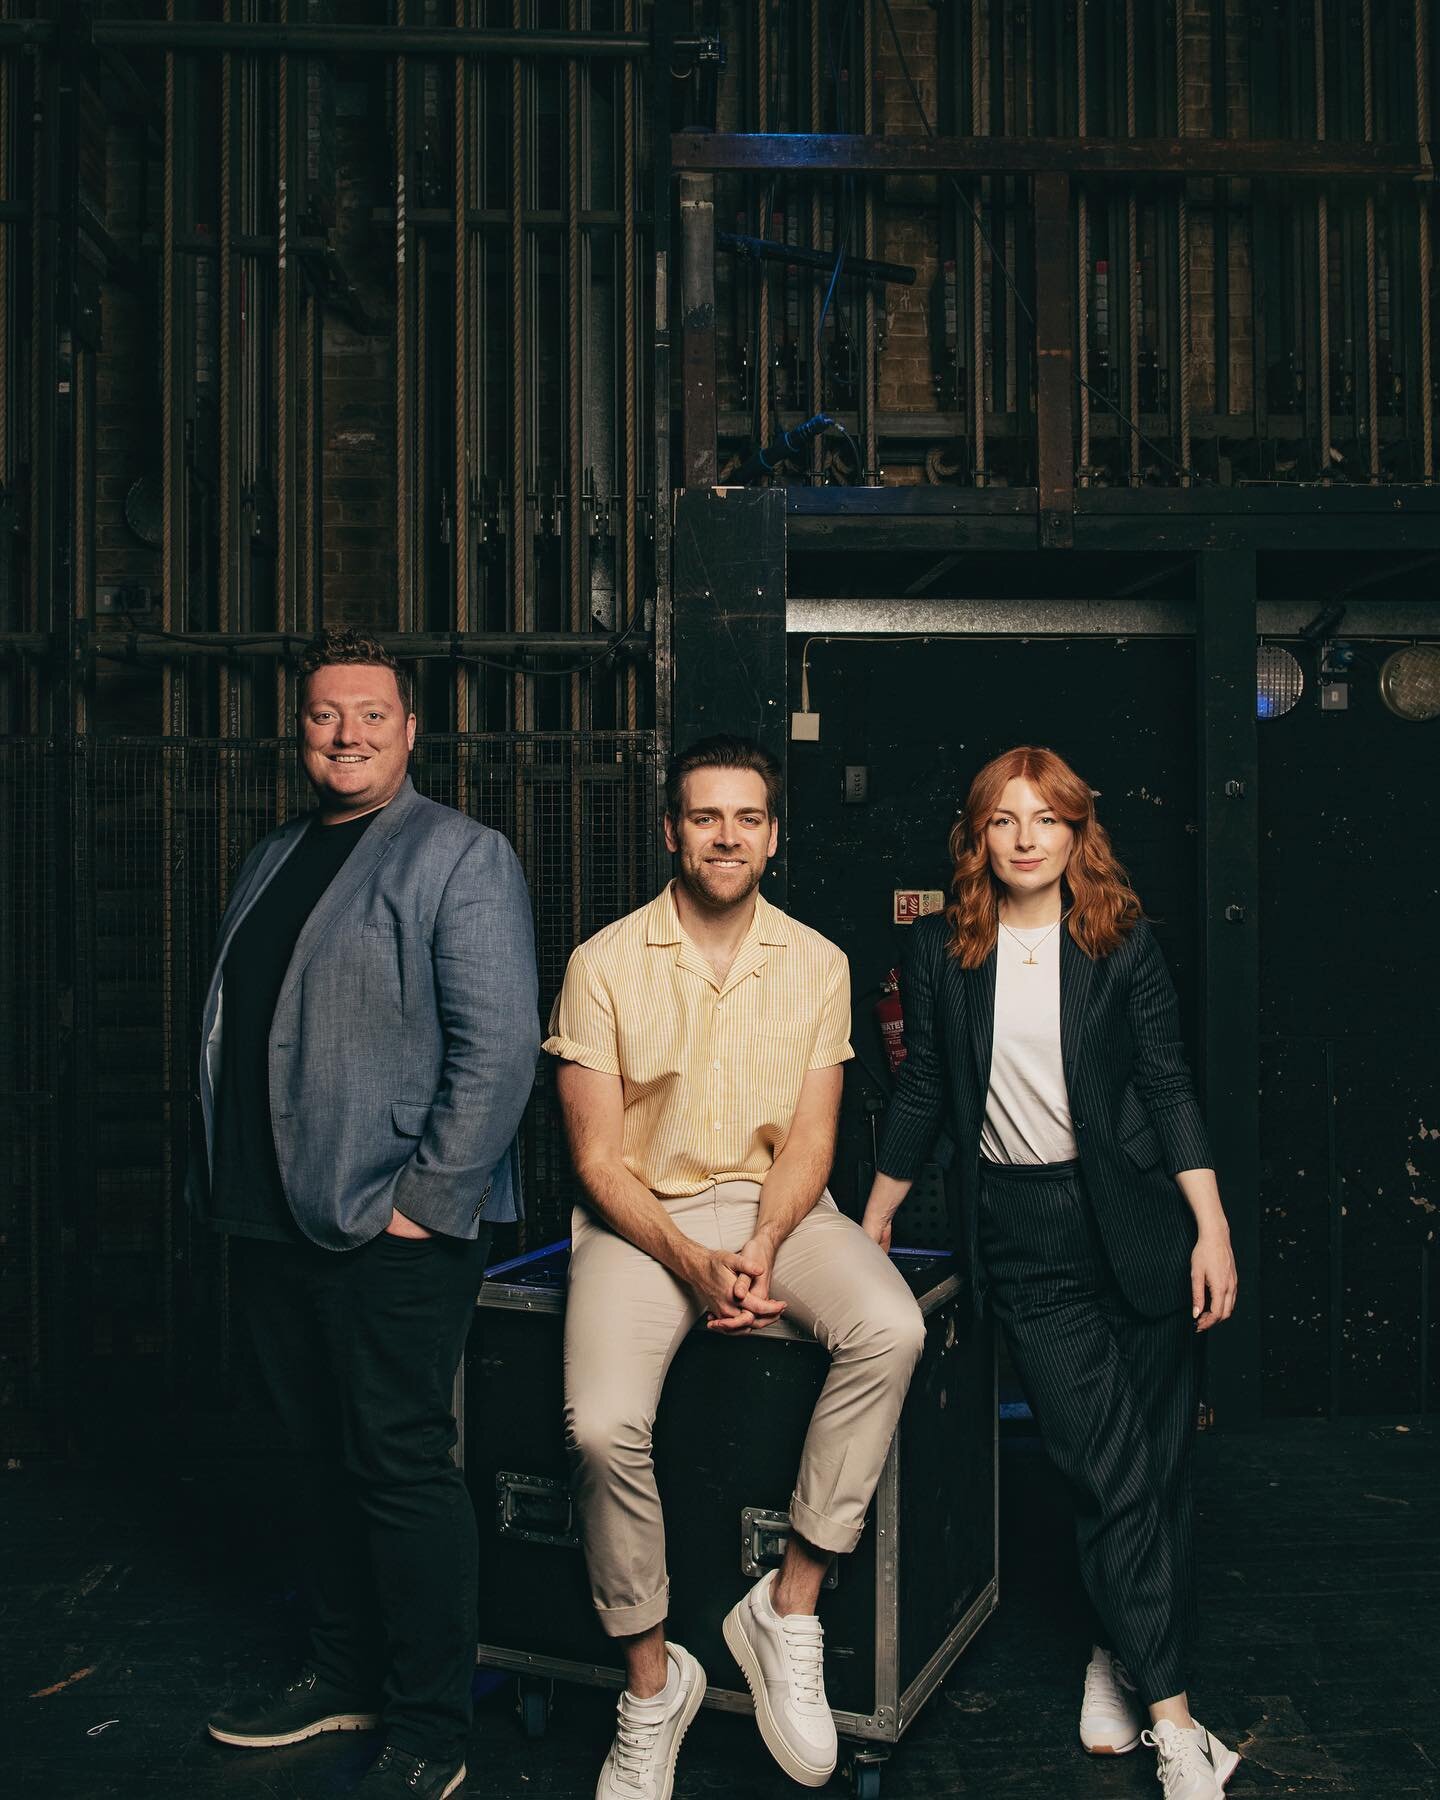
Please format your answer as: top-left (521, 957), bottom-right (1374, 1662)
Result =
top-left (231, 1227), bottom-right (490, 1762)
top-left (977, 1160), bottom-right (1197, 1704)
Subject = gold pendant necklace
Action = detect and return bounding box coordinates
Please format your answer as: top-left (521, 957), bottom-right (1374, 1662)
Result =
top-left (998, 909), bottom-right (1069, 966)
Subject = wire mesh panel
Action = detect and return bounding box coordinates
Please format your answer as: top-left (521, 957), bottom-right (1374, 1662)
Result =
top-left (0, 744), bottom-right (59, 1450)
top-left (1, 732), bottom-right (659, 1441)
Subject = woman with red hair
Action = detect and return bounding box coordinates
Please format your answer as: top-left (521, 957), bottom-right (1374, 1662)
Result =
top-left (863, 746), bottom-right (1239, 1800)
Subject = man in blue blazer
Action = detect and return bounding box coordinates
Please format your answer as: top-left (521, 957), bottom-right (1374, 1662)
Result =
top-left (189, 627), bottom-right (539, 1800)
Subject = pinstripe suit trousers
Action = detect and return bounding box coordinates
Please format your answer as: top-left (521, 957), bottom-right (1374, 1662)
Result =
top-left (979, 1159), bottom-right (1198, 1704)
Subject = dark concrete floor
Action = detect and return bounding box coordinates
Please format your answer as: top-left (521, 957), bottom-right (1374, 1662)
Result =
top-left (6, 1418), bottom-right (1438, 1799)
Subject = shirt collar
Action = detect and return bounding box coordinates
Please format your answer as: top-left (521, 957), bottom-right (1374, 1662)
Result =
top-left (645, 881), bottom-right (790, 949)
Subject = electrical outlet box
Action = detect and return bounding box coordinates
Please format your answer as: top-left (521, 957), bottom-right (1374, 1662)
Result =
top-left (791, 711), bottom-right (821, 742)
top-left (97, 584), bottom-right (153, 615)
top-left (1320, 681), bottom-right (1349, 712)
top-left (843, 765), bottom-right (868, 804)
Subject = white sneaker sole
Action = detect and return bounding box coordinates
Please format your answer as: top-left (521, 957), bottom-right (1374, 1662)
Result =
top-left (1214, 1744), bottom-right (1241, 1789)
top-left (438, 1766), bottom-right (468, 1799)
top-left (206, 1710), bottom-right (380, 1748)
top-left (1080, 1727), bottom-right (1142, 1756)
top-left (722, 1605), bottom-right (835, 1789)
top-left (596, 1659), bottom-right (705, 1800)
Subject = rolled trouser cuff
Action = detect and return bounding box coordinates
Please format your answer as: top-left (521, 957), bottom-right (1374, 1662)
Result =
top-left (789, 1494), bottom-right (864, 1558)
top-left (592, 1581), bottom-right (670, 1640)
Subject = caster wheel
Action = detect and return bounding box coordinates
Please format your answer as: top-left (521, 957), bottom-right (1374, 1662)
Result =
top-left (852, 1766), bottom-right (882, 1800)
top-left (516, 1676), bottom-right (551, 1738)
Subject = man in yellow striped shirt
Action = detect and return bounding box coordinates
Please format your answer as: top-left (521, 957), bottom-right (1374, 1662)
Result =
top-left (545, 734), bottom-right (925, 1800)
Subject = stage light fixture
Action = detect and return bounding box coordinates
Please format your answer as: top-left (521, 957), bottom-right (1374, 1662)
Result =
top-left (1378, 644), bottom-right (1440, 721)
top-left (1256, 643), bottom-right (1304, 720)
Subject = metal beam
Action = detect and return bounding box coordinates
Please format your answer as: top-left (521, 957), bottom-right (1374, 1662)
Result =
top-left (91, 23), bottom-right (652, 57)
top-left (1194, 549), bottom-right (1260, 1429)
top-left (673, 131), bottom-right (1435, 181)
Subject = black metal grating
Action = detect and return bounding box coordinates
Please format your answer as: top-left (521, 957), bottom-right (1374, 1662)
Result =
top-left (0, 733), bottom-right (660, 1440)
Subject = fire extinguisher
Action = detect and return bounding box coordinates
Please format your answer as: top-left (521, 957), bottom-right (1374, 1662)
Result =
top-left (874, 967), bottom-right (906, 1076)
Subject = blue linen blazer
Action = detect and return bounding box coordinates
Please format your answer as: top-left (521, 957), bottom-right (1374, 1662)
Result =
top-left (186, 777), bottom-right (540, 1250)
top-left (877, 912), bottom-right (1213, 1317)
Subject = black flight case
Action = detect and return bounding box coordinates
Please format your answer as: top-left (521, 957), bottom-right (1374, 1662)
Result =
top-left (462, 1239), bottom-right (997, 1799)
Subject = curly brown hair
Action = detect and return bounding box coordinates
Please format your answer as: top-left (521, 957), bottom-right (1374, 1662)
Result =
top-left (945, 745), bottom-right (1142, 968)
top-left (295, 626), bottom-right (413, 715)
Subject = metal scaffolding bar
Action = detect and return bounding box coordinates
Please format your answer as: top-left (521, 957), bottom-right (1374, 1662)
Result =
top-left (672, 132), bottom-right (1435, 179)
top-left (91, 23), bottom-right (652, 58)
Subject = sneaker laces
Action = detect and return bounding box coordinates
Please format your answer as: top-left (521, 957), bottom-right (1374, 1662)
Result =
top-left (609, 1689), bottom-right (671, 1789)
top-left (778, 1614), bottom-right (826, 1712)
top-left (1085, 1651), bottom-right (1137, 1713)
top-left (1142, 1723), bottom-right (1211, 1790)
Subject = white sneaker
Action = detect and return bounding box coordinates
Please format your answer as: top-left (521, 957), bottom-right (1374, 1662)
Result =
top-left (595, 1643), bottom-right (705, 1800)
top-left (722, 1569), bottom-right (837, 1789)
top-left (1079, 1644), bottom-right (1145, 1754)
top-left (1143, 1718), bottom-right (1242, 1799)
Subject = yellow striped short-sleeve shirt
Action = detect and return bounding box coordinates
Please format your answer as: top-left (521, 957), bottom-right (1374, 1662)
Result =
top-left (543, 883), bottom-right (853, 1197)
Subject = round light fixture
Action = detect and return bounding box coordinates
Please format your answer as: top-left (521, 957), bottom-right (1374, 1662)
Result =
top-left (1378, 644), bottom-right (1440, 722)
top-left (1256, 643), bottom-right (1304, 720)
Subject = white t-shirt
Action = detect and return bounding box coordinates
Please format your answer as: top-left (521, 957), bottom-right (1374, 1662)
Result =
top-left (980, 921), bottom-right (1078, 1166)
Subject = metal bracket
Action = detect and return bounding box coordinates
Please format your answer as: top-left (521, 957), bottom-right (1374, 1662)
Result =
top-left (740, 1508), bottom-right (839, 1588)
top-left (496, 1471), bottom-right (580, 1549)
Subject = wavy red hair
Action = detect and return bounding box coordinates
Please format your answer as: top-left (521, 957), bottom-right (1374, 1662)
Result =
top-left (945, 746), bottom-right (1142, 967)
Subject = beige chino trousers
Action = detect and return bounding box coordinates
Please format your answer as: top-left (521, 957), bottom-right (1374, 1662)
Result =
top-left (563, 1180), bottom-right (926, 1639)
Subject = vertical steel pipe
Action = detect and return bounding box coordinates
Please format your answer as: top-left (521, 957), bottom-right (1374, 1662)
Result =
top-left (1362, 0), bottom-right (1379, 481)
top-left (396, 3), bottom-right (412, 631)
top-left (0, 25), bottom-right (9, 498)
top-left (510, 0), bottom-right (528, 736)
top-left (276, 5), bottom-right (292, 721)
top-left (1124, 0), bottom-right (1140, 483)
top-left (219, 9), bottom-right (236, 738)
top-left (971, 0), bottom-right (986, 485)
top-left (809, 0), bottom-right (822, 482)
top-left (1418, 0), bottom-right (1433, 480)
top-left (622, 0), bottom-right (638, 729)
top-left (567, 0), bottom-right (583, 946)
top-left (1175, 0), bottom-right (1191, 482)
top-left (1076, 0), bottom-right (1089, 479)
top-left (1316, 0), bottom-right (1331, 473)
top-left (756, 0), bottom-right (771, 453)
top-left (453, 0), bottom-right (470, 733)
top-left (862, 0), bottom-right (876, 479)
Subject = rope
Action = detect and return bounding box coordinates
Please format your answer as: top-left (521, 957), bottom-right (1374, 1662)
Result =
top-left (567, 0), bottom-right (583, 953)
top-left (1316, 0), bottom-right (1331, 473)
top-left (163, 16), bottom-right (179, 729)
top-left (1175, 0), bottom-right (1190, 482)
top-left (1419, 0), bottom-right (1433, 480)
top-left (862, 0), bottom-right (876, 479)
top-left (1362, 0), bottom-right (1379, 481)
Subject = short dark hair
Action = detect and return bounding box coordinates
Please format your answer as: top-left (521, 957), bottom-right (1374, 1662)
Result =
top-left (296, 626), bottom-right (413, 715)
top-left (665, 734), bottom-right (782, 820)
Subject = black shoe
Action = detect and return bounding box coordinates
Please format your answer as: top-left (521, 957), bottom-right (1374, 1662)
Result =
top-left (356, 1744), bottom-right (467, 1798)
top-left (207, 1667), bottom-right (381, 1747)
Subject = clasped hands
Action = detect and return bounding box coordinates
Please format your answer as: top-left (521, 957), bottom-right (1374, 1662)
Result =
top-left (687, 1234), bottom-right (786, 1335)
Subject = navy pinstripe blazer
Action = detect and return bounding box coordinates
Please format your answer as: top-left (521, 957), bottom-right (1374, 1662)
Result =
top-left (876, 912), bottom-right (1214, 1318)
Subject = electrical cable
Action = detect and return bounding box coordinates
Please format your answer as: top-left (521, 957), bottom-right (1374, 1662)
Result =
top-left (875, 0), bottom-right (1191, 481)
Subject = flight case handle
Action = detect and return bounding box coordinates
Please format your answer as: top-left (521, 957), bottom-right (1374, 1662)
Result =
top-left (739, 1507), bottom-right (839, 1589)
top-left (496, 1471), bottom-right (580, 1549)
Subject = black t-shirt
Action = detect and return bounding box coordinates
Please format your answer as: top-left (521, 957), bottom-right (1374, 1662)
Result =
top-left (211, 809), bottom-right (378, 1240)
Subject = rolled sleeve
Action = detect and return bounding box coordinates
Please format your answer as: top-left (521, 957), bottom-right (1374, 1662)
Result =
top-left (542, 946), bottom-right (622, 1075)
top-left (808, 953), bottom-right (855, 1069)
